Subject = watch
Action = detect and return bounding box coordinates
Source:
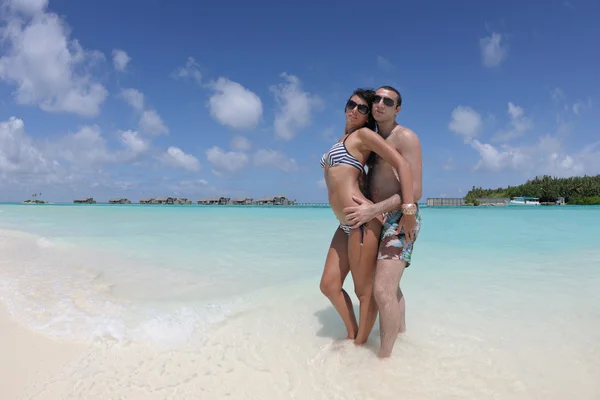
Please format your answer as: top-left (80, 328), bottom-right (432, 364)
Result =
top-left (401, 203), bottom-right (417, 215)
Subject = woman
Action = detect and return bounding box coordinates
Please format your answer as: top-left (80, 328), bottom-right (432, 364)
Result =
top-left (319, 88), bottom-right (415, 345)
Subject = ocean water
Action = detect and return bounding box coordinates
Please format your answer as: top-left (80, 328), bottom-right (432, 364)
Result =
top-left (1, 203), bottom-right (599, 399)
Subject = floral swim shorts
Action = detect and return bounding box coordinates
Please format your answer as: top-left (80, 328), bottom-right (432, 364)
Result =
top-left (377, 206), bottom-right (422, 267)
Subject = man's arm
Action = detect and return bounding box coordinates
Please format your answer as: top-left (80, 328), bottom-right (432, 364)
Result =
top-left (368, 193), bottom-right (402, 216)
top-left (345, 129), bottom-right (421, 226)
top-left (371, 129), bottom-right (421, 214)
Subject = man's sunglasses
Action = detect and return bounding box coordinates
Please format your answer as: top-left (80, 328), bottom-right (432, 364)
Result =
top-left (346, 100), bottom-right (370, 115)
top-left (373, 95), bottom-right (397, 107)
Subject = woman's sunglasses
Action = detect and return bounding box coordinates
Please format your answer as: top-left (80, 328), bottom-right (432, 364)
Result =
top-left (346, 100), bottom-right (370, 115)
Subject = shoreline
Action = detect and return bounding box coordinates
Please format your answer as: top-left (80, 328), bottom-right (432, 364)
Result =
top-left (1, 210), bottom-right (599, 399)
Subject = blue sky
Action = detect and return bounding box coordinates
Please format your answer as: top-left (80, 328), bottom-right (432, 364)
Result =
top-left (1, 0), bottom-right (598, 203)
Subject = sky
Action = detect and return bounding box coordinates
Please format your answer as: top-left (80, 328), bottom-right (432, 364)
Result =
top-left (1, 0), bottom-right (599, 203)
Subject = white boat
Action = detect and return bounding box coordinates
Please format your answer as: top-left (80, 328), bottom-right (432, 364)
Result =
top-left (508, 196), bottom-right (541, 206)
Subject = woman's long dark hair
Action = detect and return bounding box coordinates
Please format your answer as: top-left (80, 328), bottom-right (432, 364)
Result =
top-left (346, 88), bottom-right (377, 132)
top-left (346, 88), bottom-right (378, 200)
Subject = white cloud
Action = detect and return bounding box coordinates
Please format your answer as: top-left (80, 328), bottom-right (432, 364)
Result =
top-left (271, 73), bottom-right (322, 140)
top-left (52, 125), bottom-right (116, 170)
top-left (0, 117), bottom-right (58, 183)
top-left (321, 126), bottom-right (337, 142)
top-left (449, 106), bottom-right (482, 140)
top-left (492, 102), bottom-right (533, 142)
top-left (112, 49), bottom-right (130, 72)
top-left (469, 134), bottom-right (589, 177)
top-left (205, 146), bottom-right (249, 174)
top-left (253, 149), bottom-right (298, 172)
top-left (231, 135), bottom-right (251, 151)
top-left (549, 89), bottom-right (593, 124)
top-left (207, 78), bottom-right (263, 130)
top-left (470, 139), bottom-right (528, 172)
top-left (6, 0), bottom-right (48, 17)
top-left (161, 146), bottom-right (201, 171)
top-left (448, 103), bottom-right (599, 177)
top-left (0, 2), bottom-right (108, 116)
top-left (377, 56), bottom-right (394, 71)
top-left (0, 116), bottom-right (211, 197)
top-left (119, 88), bottom-right (168, 135)
top-left (572, 97), bottom-right (592, 116)
top-left (172, 56), bottom-right (202, 84)
top-left (480, 32), bottom-right (508, 67)
top-left (317, 178), bottom-right (326, 189)
top-left (139, 110), bottom-right (168, 135)
top-left (2, 119), bottom-right (134, 191)
top-left (120, 88), bottom-right (145, 111)
top-left (119, 130), bottom-right (148, 154)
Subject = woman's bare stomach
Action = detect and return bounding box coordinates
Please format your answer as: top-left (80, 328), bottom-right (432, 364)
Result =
top-left (325, 170), bottom-right (366, 225)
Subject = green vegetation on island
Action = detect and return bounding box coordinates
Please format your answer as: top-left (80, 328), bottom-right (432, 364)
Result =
top-left (465, 174), bottom-right (600, 205)
top-left (23, 199), bottom-right (47, 204)
top-left (24, 193), bottom-right (46, 204)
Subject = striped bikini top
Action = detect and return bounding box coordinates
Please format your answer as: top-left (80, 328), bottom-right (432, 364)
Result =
top-left (320, 132), bottom-right (364, 173)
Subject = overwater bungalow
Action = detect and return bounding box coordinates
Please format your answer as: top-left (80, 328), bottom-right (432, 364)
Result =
top-left (174, 197), bottom-right (192, 205)
top-left (109, 198), bottom-right (131, 204)
top-left (139, 198), bottom-right (154, 204)
top-left (256, 196), bottom-right (275, 205)
top-left (73, 197), bottom-right (96, 204)
top-left (198, 197), bottom-right (229, 205)
top-left (152, 197), bottom-right (175, 205)
top-left (254, 195), bottom-right (295, 205)
top-left (274, 195), bottom-right (295, 205)
top-left (231, 197), bottom-right (253, 205)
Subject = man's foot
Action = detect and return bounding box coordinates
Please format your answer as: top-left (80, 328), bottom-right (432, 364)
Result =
top-left (377, 351), bottom-right (392, 359)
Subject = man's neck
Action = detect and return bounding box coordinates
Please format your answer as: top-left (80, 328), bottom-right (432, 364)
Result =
top-left (377, 119), bottom-right (398, 138)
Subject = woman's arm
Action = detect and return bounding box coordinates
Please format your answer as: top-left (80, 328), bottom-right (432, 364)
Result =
top-left (357, 127), bottom-right (414, 206)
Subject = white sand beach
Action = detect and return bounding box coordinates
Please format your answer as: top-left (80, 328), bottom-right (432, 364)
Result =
top-left (1, 205), bottom-right (599, 399)
top-left (0, 303), bottom-right (87, 399)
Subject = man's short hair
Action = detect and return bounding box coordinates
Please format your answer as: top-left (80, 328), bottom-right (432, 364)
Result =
top-left (378, 85), bottom-right (402, 107)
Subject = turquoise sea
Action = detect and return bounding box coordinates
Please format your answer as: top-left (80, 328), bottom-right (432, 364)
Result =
top-left (1, 203), bottom-right (599, 399)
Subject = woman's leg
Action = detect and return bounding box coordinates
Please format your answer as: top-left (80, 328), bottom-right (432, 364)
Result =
top-left (319, 226), bottom-right (358, 340)
top-left (348, 216), bottom-right (383, 345)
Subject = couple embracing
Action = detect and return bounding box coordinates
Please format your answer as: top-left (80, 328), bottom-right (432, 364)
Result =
top-left (319, 85), bottom-right (423, 358)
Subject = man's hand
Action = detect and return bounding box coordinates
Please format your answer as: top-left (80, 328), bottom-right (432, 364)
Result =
top-left (343, 196), bottom-right (376, 229)
top-left (398, 214), bottom-right (417, 242)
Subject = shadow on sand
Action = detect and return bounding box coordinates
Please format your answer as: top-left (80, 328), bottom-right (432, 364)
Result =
top-left (313, 305), bottom-right (381, 356)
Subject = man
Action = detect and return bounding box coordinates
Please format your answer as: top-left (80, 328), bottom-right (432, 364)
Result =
top-left (344, 85), bottom-right (423, 358)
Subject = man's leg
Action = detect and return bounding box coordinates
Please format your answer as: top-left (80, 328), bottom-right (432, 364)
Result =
top-left (398, 286), bottom-right (406, 334)
top-left (374, 259), bottom-right (406, 358)
top-left (373, 208), bottom-right (420, 357)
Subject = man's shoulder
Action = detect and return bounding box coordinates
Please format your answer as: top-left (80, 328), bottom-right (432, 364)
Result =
top-left (389, 125), bottom-right (420, 147)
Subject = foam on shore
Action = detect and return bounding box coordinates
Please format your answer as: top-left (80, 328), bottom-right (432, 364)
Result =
top-left (0, 229), bottom-right (248, 348)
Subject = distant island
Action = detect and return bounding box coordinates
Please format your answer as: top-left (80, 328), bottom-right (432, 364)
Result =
top-left (70, 195), bottom-right (300, 206)
top-left (23, 193), bottom-right (46, 204)
top-left (465, 174), bottom-right (600, 205)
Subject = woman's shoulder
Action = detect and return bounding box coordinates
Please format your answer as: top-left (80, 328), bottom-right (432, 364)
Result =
top-left (356, 126), bottom-right (377, 137)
